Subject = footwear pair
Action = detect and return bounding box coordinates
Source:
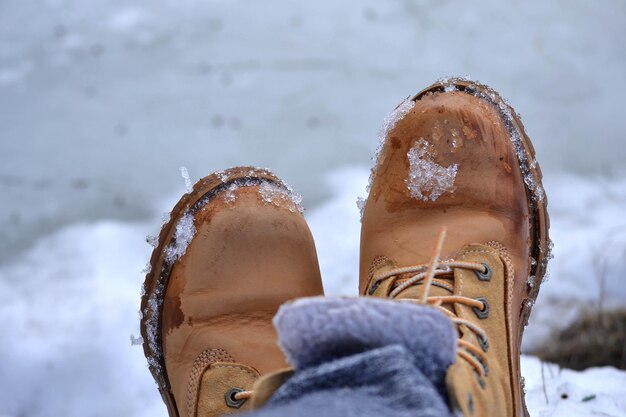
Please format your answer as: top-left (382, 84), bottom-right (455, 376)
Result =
top-left (140, 78), bottom-right (550, 417)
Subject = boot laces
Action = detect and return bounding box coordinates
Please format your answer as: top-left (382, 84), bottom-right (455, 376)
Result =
top-left (369, 227), bottom-right (490, 378)
top-left (232, 390), bottom-right (253, 401)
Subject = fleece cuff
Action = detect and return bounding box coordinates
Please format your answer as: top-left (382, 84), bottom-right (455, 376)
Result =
top-left (273, 296), bottom-right (457, 381)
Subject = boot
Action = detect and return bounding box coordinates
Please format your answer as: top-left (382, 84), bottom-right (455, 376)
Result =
top-left (360, 78), bottom-right (551, 416)
top-left (140, 167), bottom-right (324, 417)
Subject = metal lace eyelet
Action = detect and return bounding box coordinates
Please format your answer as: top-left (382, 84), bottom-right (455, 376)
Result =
top-left (472, 369), bottom-right (487, 391)
top-left (474, 263), bottom-right (492, 281)
top-left (478, 334), bottom-right (489, 352)
top-left (472, 297), bottom-right (489, 319)
top-left (368, 281), bottom-right (380, 295)
top-left (467, 393), bottom-right (475, 414)
top-left (225, 387), bottom-right (247, 408)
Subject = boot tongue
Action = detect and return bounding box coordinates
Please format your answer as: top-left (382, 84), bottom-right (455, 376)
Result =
top-left (395, 283), bottom-right (451, 302)
top-left (395, 280), bottom-right (456, 314)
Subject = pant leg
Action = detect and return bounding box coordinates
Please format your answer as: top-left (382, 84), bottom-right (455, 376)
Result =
top-left (242, 344), bottom-right (453, 417)
top-left (240, 297), bottom-right (457, 417)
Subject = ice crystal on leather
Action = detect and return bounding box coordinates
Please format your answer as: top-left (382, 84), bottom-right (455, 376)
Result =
top-left (366, 98), bottom-right (416, 193)
top-left (372, 98), bottom-right (415, 168)
top-left (377, 98), bottom-right (415, 155)
top-left (130, 334), bottom-right (143, 346)
top-left (405, 139), bottom-right (458, 201)
top-left (145, 235), bottom-right (158, 248)
top-left (144, 279), bottom-right (166, 373)
top-left (164, 212), bottom-right (196, 264)
top-left (439, 77), bottom-right (458, 92)
top-left (215, 169), bottom-right (228, 182)
top-left (356, 196), bottom-right (367, 220)
top-left (223, 183), bottom-right (238, 203)
top-left (180, 166), bottom-right (192, 193)
top-left (259, 181), bottom-right (303, 213)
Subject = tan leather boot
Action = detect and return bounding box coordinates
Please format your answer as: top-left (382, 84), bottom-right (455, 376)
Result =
top-left (140, 167), bottom-right (324, 417)
top-left (360, 78), bottom-right (551, 416)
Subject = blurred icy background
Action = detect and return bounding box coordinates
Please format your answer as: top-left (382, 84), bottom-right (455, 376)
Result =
top-left (1, 1), bottom-right (625, 416)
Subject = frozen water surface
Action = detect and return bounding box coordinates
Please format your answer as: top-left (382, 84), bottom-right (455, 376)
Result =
top-left (2, 0), bottom-right (625, 263)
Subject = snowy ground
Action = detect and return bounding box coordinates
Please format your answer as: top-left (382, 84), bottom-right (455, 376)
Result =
top-left (1, 167), bottom-right (625, 417)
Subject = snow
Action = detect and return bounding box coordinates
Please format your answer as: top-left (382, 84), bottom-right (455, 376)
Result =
top-left (145, 234), bottom-right (158, 248)
top-left (356, 196), bottom-right (367, 220)
top-left (405, 139), bottom-right (459, 202)
top-left (179, 167), bottom-right (192, 194)
top-left (215, 174), bottom-right (303, 212)
top-left (522, 355), bottom-right (626, 417)
top-left (367, 98), bottom-right (416, 194)
top-left (376, 98), bottom-right (416, 162)
top-left (259, 181), bottom-right (303, 213)
top-left (223, 183), bottom-right (238, 203)
top-left (130, 334), bottom-right (144, 346)
top-left (308, 167), bottom-right (368, 295)
top-left (522, 174), bottom-right (626, 352)
top-left (1, 167), bottom-right (625, 417)
top-left (0, 221), bottom-right (163, 417)
top-left (216, 170), bottom-right (229, 183)
top-left (145, 208), bottom-right (196, 373)
top-left (163, 212), bottom-right (196, 265)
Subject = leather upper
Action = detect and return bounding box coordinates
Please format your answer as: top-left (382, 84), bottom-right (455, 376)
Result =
top-left (162, 184), bottom-right (324, 416)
